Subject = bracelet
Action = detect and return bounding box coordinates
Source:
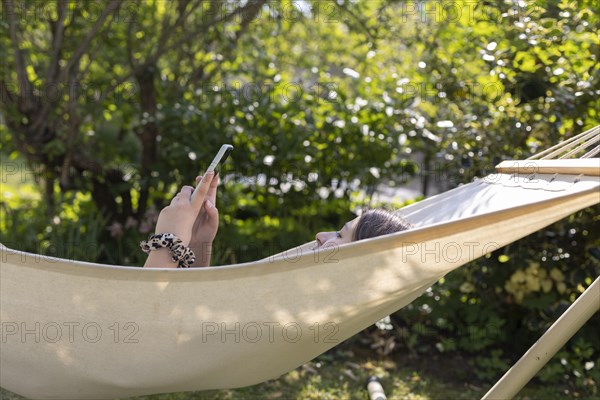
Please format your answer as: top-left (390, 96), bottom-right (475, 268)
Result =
top-left (140, 233), bottom-right (196, 268)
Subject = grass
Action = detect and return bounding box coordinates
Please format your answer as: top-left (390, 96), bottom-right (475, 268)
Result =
top-left (0, 349), bottom-right (578, 400)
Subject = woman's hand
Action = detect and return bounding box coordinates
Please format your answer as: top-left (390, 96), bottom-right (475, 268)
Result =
top-left (188, 174), bottom-right (220, 266)
top-left (144, 172), bottom-right (216, 268)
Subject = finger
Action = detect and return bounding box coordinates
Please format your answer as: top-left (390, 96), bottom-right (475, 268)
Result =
top-left (180, 185), bottom-right (194, 200)
top-left (196, 175), bottom-right (202, 185)
top-left (199, 170), bottom-right (215, 185)
top-left (203, 199), bottom-right (219, 226)
top-left (191, 171), bottom-right (215, 209)
top-left (204, 199), bottom-right (218, 216)
top-left (206, 174), bottom-right (219, 204)
top-left (170, 191), bottom-right (181, 205)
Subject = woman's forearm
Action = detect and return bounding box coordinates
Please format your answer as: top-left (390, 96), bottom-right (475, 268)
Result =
top-left (143, 244), bottom-right (212, 268)
top-left (142, 172), bottom-right (220, 268)
top-left (143, 248), bottom-right (178, 268)
top-left (190, 242), bottom-right (212, 267)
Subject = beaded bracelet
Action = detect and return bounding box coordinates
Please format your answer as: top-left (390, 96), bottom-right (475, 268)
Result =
top-left (140, 233), bottom-right (196, 268)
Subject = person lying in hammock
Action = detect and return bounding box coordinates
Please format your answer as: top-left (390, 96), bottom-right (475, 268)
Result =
top-left (142, 171), bottom-right (412, 268)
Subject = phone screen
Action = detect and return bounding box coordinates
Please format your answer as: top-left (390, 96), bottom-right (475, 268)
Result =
top-left (191, 144), bottom-right (233, 201)
top-left (206, 144), bottom-right (233, 175)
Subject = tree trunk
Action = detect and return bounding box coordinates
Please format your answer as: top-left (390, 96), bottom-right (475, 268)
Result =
top-left (135, 66), bottom-right (160, 218)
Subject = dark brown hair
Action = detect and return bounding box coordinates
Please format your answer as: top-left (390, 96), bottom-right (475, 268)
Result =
top-left (352, 209), bottom-right (413, 241)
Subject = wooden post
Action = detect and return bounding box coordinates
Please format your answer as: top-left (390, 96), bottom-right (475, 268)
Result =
top-left (482, 276), bottom-right (600, 400)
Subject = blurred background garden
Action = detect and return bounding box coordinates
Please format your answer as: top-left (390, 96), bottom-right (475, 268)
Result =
top-left (0, 0), bottom-right (598, 398)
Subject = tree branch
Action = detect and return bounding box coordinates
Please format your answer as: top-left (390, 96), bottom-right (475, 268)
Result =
top-left (44, 0), bottom-right (68, 84)
top-left (61, 0), bottom-right (122, 81)
top-left (0, 79), bottom-right (16, 106)
top-left (76, 7), bottom-right (120, 82)
top-left (186, 0), bottom-right (266, 87)
top-left (334, 2), bottom-right (380, 43)
top-left (34, 1), bottom-right (122, 144)
top-left (149, 1), bottom-right (266, 67)
top-left (5, 0), bottom-right (35, 114)
top-left (142, 0), bottom-right (204, 69)
top-left (125, 0), bottom-right (140, 70)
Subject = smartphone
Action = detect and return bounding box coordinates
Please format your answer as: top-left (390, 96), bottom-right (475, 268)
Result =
top-left (191, 144), bottom-right (233, 201)
top-left (205, 144), bottom-right (233, 175)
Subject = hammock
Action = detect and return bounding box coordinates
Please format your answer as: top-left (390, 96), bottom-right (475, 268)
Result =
top-left (1, 127), bottom-right (599, 399)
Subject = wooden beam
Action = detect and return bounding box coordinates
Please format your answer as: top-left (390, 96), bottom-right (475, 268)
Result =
top-left (495, 159), bottom-right (600, 176)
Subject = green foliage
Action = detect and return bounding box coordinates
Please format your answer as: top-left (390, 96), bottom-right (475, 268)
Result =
top-left (470, 350), bottom-right (510, 381)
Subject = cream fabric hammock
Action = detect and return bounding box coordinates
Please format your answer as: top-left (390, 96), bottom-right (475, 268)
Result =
top-left (1, 128), bottom-right (599, 399)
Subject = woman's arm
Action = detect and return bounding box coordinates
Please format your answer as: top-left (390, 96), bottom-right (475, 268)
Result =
top-left (143, 172), bottom-right (217, 268)
top-left (144, 247), bottom-right (179, 268)
top-left (188, 174), bottom-right (220, 267)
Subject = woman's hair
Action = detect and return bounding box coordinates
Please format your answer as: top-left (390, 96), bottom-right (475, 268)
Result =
top-left (352, 209), bottom-right (413, 241)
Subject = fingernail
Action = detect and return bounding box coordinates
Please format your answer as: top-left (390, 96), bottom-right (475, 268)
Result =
top-left (206, 199), bottom-right (214, 209)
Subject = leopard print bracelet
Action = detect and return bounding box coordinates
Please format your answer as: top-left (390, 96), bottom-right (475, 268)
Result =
top-left (140, 233), bottom-right (196, 268)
